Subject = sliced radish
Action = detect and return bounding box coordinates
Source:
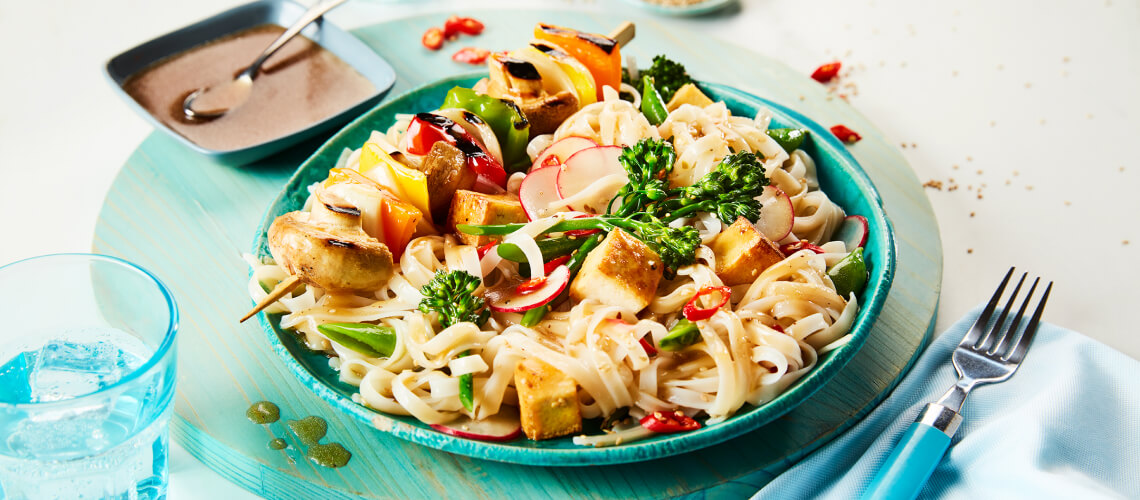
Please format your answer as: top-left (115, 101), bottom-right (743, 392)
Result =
top-left (556, 146), bottom-right (627, 213)
top-left (486, 265), bottom-right (570, 312)
top-left (833, 215), bottom-right (869, 250)
top-left (532, 136), bottom-right (597, 172)
top-left (519, 166), bottom-right (563, 220)
top-left (755, 186), bottom-right (794, 241)
top-left (430, 406), bottom-right (522, 442)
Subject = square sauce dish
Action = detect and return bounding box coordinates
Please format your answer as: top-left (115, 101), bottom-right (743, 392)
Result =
top-left (105, 0), bottom-right (396, 166)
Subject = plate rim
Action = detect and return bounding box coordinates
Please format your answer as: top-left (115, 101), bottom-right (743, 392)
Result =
top-left (252, 72), bottom-right (896, 466)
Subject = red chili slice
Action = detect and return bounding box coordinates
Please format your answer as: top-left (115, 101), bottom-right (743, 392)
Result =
top-left (780, 240), bottom-right (825, 256)
top-left (445, 16), bottom-right (484, 36)
top-left (811, 62), bottom-right (842, 83)
top-left (477, 242), bottom-right (497, 259)
top-left (682, 286), bottom-right (732, 321)
top-left (770, 323), bottom-right (786, 334)
top-left (516, 276), bottom-right (547, 295)
top-left (564, 214), bottom-right (601, 237)
top-left (422, 27), bottom-right (444, 51)
top-left (830, 125), bottom-right (862, 144)
top-left (640, 411), bottom-right (701, 433)
top-left (639, 337), bottom-right (657, 357)
top-left (543, 255), bottom-right (571, 275)
top-left (452, 47), bottom-right (491, 65)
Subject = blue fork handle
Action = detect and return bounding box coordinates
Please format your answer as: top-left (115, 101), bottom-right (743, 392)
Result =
top-left (861, 404), bottom-right (962, 500)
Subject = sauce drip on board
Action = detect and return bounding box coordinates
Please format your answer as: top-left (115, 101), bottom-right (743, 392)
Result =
top-left (123, 24), bottom-right (375, 151)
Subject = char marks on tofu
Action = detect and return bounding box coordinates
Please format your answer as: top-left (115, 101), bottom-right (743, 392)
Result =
top-left (569, 228), bottom-right (664, 313)
top-left (514, 358), bottom-right (582, 440)
top-left (447, 190), bottom-right (529, 246)
top-left (711, 217), bottom-right (785, 286)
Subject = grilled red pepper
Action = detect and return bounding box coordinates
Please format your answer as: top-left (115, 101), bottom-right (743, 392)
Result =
top-left (830, 125), bottom-right (862, 144)
top-left (404, 113), bottom-right (508, 188)
top-left (444, 15), bottom-right (485, 37)
top-left (640, 411), bottom-right (701, 433)
top-left (422, 27), bottom-right (444, 51)
top-left (811, 62), bottom-right (842, 83)
top-left (682, 286), bottom-right (732, 321)
top-left (780, 240), bottom-right (825, 256)
top-left (452, 47), bottom-right (490, 65)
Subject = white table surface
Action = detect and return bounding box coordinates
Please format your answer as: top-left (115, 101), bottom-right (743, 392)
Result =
top-left (1, 0), bottom-right (1136, 497)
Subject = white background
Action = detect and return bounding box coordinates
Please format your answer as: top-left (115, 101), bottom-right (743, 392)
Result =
top-left (1, 0), bottom-right (1136, 497)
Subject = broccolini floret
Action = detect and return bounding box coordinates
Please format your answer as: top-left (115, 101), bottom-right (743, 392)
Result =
top-left (641, 55), bottom-right (695, 102)
top-left (418, 270), bottom-right (488, 328)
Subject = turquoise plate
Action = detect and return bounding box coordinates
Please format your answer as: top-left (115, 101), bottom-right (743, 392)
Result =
top-left (253, 73), bottom-right (895, 466)
top-left (618, 0), bottom-right (735, 17)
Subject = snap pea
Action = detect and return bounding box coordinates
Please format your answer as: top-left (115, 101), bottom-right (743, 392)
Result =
top-left (767, 128), bottom-right (809, 154)
top-left (658, 319), bottom-right (701, 352)
top-left (640, 75), bottom-right (669, 126)
top-left (519, 233), bottom-right (603, 327)
top-left (496, 237), bottom-right (585, 262)
top-left (316, 323), bottom-right (397, 358)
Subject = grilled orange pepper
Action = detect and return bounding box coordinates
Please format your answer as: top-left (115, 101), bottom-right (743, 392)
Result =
top-left (534, 23), bottom-right (620, 101)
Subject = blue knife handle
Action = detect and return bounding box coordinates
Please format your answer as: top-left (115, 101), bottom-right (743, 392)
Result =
top-left (861, 404), bottom-right (962, 500)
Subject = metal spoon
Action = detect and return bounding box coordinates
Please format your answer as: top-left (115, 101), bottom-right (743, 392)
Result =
top-left (182, 0), bottom-right (348, 120)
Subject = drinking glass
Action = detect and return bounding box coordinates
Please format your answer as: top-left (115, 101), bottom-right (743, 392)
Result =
top-left (0, 254), bottom-right (178, 500)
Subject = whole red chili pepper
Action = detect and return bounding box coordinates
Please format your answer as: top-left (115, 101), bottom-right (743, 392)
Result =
top-left (452, 47), bottom-right (491, 65)
top-left (422, 27), bottom-right (444, 51)
top-left (682, 286), bottom-right (732, 321)
top-left (830, 124), bottom-right (862, 144)
top-left (640, 411), bottom-right (701, 433)
top-left (811, 62), bottom-right (842, 83)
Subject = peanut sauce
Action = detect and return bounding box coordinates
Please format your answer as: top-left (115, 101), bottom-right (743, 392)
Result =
top-left (123, 25), bottom-right (374, 151)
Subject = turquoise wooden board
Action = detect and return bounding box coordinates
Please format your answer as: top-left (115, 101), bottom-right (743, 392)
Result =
top-left (93, 10), bottom-right (941, 499)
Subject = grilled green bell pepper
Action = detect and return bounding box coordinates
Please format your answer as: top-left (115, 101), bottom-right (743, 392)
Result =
top-left (442, 87), bottom-right (531, 172)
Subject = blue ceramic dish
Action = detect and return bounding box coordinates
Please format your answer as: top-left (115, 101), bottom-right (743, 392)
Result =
top-left (253, 73), bottom-right (895, 465)
top-left (104, 0), bottom-right (395, 166)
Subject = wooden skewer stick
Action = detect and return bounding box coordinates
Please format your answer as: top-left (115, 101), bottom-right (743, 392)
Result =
top-left (239, 275), bottom-right (302, 323)
top-left (609, 21), bottom-right (636, 48)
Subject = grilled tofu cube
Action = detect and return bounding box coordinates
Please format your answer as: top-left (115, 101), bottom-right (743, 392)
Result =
top-left (418, 141), bottom-right (477, 222)
top-left (518, 91), bottom-right (579, 137)
top-left (569, 228), bottom-right (664, 312)
top-left (666, 83), bottom-right (714, 112)
top-left (711, 217), bottom-right (786, 286)
top-left (447, 190), bottom-right (529, 246)
top-left (514, 358), bottom-right (581, 440)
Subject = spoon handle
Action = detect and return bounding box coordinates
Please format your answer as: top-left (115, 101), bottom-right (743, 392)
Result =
top-left (246, 0), bottom-right (349, 76)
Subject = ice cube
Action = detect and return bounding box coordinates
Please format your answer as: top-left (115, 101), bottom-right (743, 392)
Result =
top-left (30, 340), bottom-right (126, 402)
top-left (0, 351), bottom-right (37, 404)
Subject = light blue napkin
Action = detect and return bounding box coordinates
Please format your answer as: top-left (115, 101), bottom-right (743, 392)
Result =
top-left (752, 306), bottom-right (1140, 499)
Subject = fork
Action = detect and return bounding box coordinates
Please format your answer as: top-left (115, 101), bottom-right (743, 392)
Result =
top-left (861, 267), bottom-right (1052, 500)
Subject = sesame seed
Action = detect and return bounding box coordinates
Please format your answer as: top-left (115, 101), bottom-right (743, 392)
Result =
top-left (923, 180), bottom-right (943, 190)
top-left (1025, 82), bottom-right (1033, 89)
top-left (1026, 185), bottom-right (1034, 190)
top-left (1086, 113), bottom-right (1094, 119)
top-left (1005, 179), bottom-right (1012, 185)
top-left (990, 120), bottom-right (996, 127)
top-left (1063, 56), bottom-right (1071, 63)
top-left (977, 169), bottom-right (984, 175)
top-left (1040, 119), bottom-right (1047, 125)
top-left (967, 249), bottom-right (974, 254)
top-left (1120, 166), bottom-right (1126, 172)
top-left (901, 143), bottom-right (908, 148)
top-left (911, 143), bottom-right (917, 148)
top-left (997, 64), bottom-right (1005, 70)
top-left (952, 70), bottom-right (959, 77)
top-left (953, 164), bottom-right (960, 170)
top-left (1124, 240), bottom-right (1130, 245)
top-left (970, 212), bottom-right (976, 217)
top-left (1064, 201), bottom-right (1071, 206)
top-left (1013, 170), bottom-right (1020, 176)
top-left (966, 156), bottom-right (973, 162)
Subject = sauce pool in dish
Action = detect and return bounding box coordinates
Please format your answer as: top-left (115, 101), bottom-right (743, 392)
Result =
top-left (123, 24), bottom-right (375, 151)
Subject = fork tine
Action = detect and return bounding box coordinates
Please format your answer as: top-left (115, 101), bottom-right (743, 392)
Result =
top-left (978, 272), bottom-right (1027, 353)
top-left (960, 267), bottom-right (1015, 348)
top-left (1005, 281), bottom-right (1052, 363)
top-left (994, 277), bottom-right (1037, 356)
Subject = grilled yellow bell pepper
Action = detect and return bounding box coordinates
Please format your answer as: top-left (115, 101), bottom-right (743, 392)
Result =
top-left (358, 142), bottom-right (431, 217)
top-left (528, 41), bottom-right (597, 107)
